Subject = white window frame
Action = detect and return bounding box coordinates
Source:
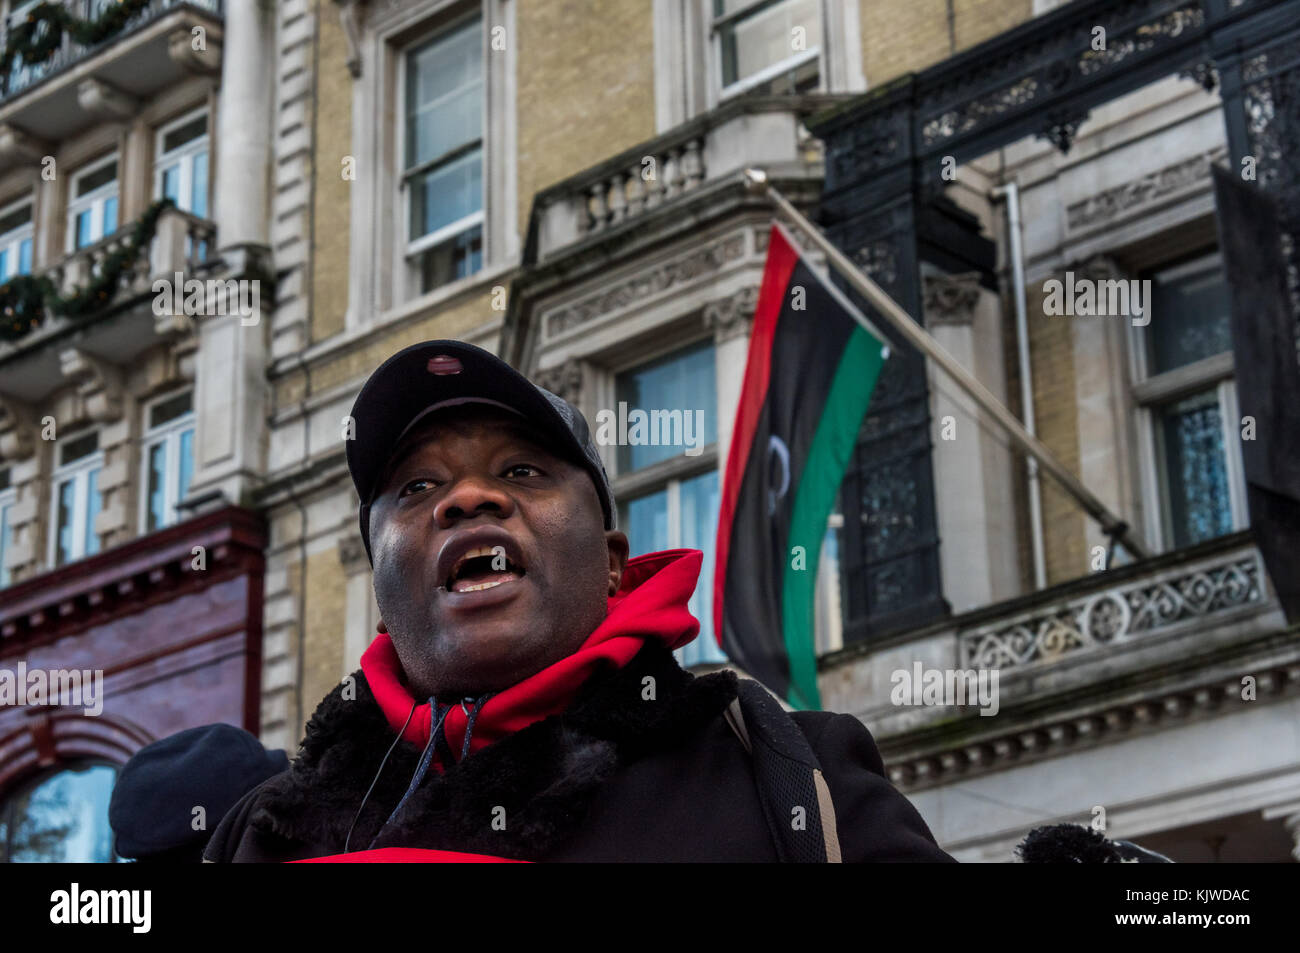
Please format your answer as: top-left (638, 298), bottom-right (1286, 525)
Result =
top-left (0, 476), bottom-right (15, 588)
top-left (47, 430), bottom-right (104, 568)
top-left (603, 335), bottom-right (727, 666)
top-left (1128, 250), bottom-right (1247, 553)
top-left (66, 153), bottom-right (120, 252)
top-left (0, 194), bottom-right (34, 281)
top-left (138, 389), bottom-right (196, 533)
top-left (398, 13), bottom-right (486, 293)
top-left (711, 0), bottom-right (824, 102)
top-left (153, 107), bottom-right (211, 218)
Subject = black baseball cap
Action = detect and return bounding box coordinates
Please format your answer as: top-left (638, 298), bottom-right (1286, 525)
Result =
top-left (346, 340), bottom-right (616, 564)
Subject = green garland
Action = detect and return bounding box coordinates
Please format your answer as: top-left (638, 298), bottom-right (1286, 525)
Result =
top-left (1, 0), bottom-right (153, 81)
top-left (1, 197), bottom-right (173, 343)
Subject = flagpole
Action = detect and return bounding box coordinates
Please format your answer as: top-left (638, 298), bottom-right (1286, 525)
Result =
top-left (744, 168), bottom-right (1152, 562)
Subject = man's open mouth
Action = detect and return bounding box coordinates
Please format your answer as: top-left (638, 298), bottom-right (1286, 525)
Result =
top-left (445, 546), bottom-right (527, 594)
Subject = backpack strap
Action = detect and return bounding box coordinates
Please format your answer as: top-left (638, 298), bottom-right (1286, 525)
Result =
top-left (725, 679), bottom-right (842, 863)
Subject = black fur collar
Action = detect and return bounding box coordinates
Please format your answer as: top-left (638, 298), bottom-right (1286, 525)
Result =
top-left (247, 639), bottom-right (739, 861)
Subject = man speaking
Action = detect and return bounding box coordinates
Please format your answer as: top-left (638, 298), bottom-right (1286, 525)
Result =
top-left (203, 340), bottom-right (951, 862)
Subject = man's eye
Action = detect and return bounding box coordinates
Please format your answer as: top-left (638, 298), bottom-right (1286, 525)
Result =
top-left (504, 464), bottom-right (541, 478)
top-left (399, 478), bottom-right (438, 497)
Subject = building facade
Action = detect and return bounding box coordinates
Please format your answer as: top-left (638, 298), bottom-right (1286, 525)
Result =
top-left (2, 0), bottom-right (1297, 862)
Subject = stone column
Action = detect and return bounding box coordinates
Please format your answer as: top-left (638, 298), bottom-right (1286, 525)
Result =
top-left (213, 0), bottom-right (273, 276)
top-left (183, 0), bottom-right (274, 515)
top-left (702, 284), bottom-right (757, 472)
top-left (924, 271), bottom-right (1019, 612)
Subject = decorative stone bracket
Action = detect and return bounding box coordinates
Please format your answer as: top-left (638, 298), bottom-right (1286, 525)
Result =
top-left (58, 348), bottom-right (125, 424)
top-left (702, 285), bottom-right (759, 343)
top-left (922, 271), bottom-right (982, 326)
top-left (0, 393), bottom-right (38, 461)
top-left (534, 358), bottom-right (583, 406)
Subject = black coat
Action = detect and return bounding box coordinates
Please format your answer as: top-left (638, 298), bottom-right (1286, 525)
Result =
top-left (203, 639), bottom-right (954, 862)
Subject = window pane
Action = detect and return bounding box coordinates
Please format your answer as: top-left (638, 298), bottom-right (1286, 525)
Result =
top-left (0, 501), bottom-right (11, 588)
top-left (1, 764), bottom-right (118, 863)
top-left (720, 0), bottom-right (821, 87)
top-left (405, 21), bottom-right (482, 168)
top-left (162, 115), bottom-right (207, 153)
top-left (0, 202), bottom-right (31, 233)
top-left (409, 149), bottom-right (482, 241)
top-left (417, 223), bottom-right (482, 293)
top-left (678, 470), bottom-right (726, 666)
top-left (75, 161), bottom-right (117, 197)
top-left (148, 391), bottom-right (193, 429)
top-left (1147, 255), bottom-right (1232, 374)
top-left (84, 468), bottom-right (101, 557)
top-left (76, 210), bottom-right (93, 249)
top-left (161, 164), bottom-right (181, 204)
top-left (191, 151), bottom-right (208, 218)
top-left (103, 196), bottom-right (118, 236)
top-left (623, 488), bottom-right (671, 557)
top-left (147, 441), bottom-right (167, 532)
top-left (0, 249), bottom-right (8, 280)
top-left (18, 237), bottom-right (30, 275)
top-left (178, 428), bottom-right (194, 506)
top-left (59, 431), bottom-right (99, 466)
top-left (615, 342), bottom-right (718, 473)
top-left (56, 478), bottom-right (75, 566)
top-left (1159, 390), bottom-right (1232, 549)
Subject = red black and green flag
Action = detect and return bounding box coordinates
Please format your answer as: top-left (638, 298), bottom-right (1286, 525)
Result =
top-left (713, 223), bottom-right (889, 710)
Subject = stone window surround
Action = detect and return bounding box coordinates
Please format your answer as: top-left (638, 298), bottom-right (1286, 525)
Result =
top-left (1124, 251), bottom-right (1248, 555)
top-left (528, 219), bottom-right (861, 659)
top-left (342, 0), bottom-right (518, 331)
top-left (651, 0), bottom-right (865, 133)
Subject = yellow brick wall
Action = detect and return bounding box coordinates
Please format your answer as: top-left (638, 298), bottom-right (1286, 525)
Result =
top-left (515, 0), bottom-right (657, 238)
top-left (859, 0), bottom-right (1034, 87)
top-left (311, 0), bottom-right (353, 342)
top-left (301, 545), bottom-right (349, 716)
top-left (274, 286), bottom-right (496, 405)
top-left (1026, 277), bottom-right (1087, 584)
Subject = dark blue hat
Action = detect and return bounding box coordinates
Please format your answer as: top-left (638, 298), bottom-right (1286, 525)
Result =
top-left (108, 723), bottom-right (288, 860)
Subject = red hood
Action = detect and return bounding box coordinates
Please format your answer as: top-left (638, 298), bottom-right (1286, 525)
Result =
top-left (360, 549), bottom-right (703, 767)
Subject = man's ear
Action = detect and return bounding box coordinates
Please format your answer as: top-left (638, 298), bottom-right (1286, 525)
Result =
top-left (605, 530), bottom-right (630, 597)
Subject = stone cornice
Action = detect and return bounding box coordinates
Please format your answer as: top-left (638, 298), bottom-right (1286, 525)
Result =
top-left (882, 631), bottom-right (1300, 793)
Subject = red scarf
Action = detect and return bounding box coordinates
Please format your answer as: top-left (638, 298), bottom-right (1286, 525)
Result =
top-left (360, 549), bottom-right (703, 770)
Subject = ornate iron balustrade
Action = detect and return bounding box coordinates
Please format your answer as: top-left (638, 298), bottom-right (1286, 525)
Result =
top-left (961, 547), bottom-right (1265, 669)
top-left (1, 0), bottom-right (223, 101)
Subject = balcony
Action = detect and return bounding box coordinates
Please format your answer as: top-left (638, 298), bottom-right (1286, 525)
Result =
top-left (818, 530), bottom-right (1296, 794)
top-left (0, 204), bottom-right (214, 404)
top-left (0, 0), bottom-right (223, 142)
top-left (529, 94), bottom-right (844, 263)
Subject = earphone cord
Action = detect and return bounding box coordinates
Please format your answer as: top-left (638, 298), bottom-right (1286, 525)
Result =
top-left (345, 690), bottom-right (496, 854)
top-left (344, 698), bottom-right (418, 854)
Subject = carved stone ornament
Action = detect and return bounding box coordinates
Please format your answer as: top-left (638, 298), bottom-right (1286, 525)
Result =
top-left (922, 272), bottom-right (981, 326)
top-left (335, 0), bottom-right (368, 78)
top-left (702, 285), bottom-right (759, 342)
top-left (533, 359), bottom-right (583, 406)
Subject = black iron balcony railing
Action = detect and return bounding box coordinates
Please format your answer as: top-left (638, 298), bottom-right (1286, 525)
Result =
top-left (1, 0), bottom-right (222, 102)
